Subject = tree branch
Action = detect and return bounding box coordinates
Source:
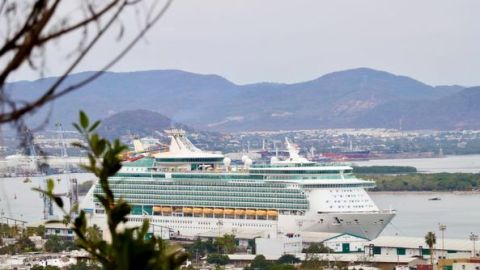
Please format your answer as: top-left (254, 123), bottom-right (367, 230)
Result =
top-left (0, 0), bottom-right (173, 124)
top-left (0, 0), bottom-right (61, 85)
top-left (37, 0), bottom-right (121, 44)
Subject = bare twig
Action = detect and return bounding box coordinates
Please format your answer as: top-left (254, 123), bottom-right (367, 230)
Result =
top-left (0, 0), bottom-right (173, 125)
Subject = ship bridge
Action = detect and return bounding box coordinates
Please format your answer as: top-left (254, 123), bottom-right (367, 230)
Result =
top-left (152, 129), bottom-right (224, 170)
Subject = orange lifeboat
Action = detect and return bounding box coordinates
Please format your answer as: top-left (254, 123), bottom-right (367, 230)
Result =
top-left (203, 208), bottom-right (213, 214)
top-left (183, 207), bottom-right (192, 214)
top-left (213, 208), bottom-right (224, 215)
top-left (234, 209), bottom-right (245, 215)
top-left (162, 207), bottom-right (172, 212)
top-left (256, 210), bottom-right (267, 216)
top-left (193, 208), bottom-right (202, 214)
top-left (224, 209), bottom-right (234, 215)
top-left (267, 210), bottom-right (278, 217)
top-left (245, 209), bottom-right (256, 216)
top-left (153, 206), bottom-right (162, 212)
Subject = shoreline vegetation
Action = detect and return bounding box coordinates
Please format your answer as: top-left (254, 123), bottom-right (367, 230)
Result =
top-left (354, 166), bottom-right (480, 192)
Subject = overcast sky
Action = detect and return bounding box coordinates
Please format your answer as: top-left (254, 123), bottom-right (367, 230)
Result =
top-left (10, 0), bottom-right (480, 86)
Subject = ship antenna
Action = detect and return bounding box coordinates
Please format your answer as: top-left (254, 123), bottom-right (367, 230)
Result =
top-left (275, 142), bottom-right (278, 158)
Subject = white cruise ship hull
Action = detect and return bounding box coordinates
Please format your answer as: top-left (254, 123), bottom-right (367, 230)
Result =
top-left (91, 210), bottom-right (394, 241)
top-left (278, 211), bottom-right (395, 240)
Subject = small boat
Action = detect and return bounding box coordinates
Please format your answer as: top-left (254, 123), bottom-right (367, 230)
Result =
top-left (429, 197), bottom-right (441, 201)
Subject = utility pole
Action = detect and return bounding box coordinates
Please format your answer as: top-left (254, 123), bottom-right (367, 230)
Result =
top-left (470, 233), bottom-right (478, 257)
top-left (439, 223), bottom-right (446, 258)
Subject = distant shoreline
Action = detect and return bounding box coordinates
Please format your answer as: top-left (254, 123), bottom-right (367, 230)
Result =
top-left (370, 190), bottom-right (480, 195)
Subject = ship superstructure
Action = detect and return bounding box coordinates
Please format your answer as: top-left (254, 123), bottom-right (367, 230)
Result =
top-left (87, 130), bottom-right (395, 240)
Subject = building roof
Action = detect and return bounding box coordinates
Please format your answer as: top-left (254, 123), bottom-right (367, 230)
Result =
top-left (367, 236), bottom-right (473, 252)
top-left (300, 232), bottom-right (369, 243)
top-left (300, 232), bottom-right (345, 242)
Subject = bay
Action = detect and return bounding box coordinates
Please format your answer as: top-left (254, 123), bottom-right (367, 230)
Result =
top-left (0, 173), bottom-right (95, 222)
top-left (372, 192), bottom-right (480, 239)
top-left (354, 154), bottom-right (480, 173)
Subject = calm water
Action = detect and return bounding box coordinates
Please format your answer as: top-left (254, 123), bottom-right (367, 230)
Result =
top-left (354, 154), bottom-right (480, 173)
top-left (372, 192), bottom-right (480, 239)
top-left (0, 173), bottom-right (94, 222)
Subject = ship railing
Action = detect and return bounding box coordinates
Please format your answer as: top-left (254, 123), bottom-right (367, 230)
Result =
top-left (250, 162), bottom-right (352, 168)
top-left (319, 209), bottom-right (396, 214)
top-left (151, 166), bottom-right (250, 174)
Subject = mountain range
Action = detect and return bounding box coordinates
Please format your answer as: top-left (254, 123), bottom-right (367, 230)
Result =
top-left (7, 67), bottom-right (479, 132)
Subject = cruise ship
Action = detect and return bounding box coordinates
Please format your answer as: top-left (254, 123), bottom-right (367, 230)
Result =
top-left (85, 130), bottom-right (395, 240)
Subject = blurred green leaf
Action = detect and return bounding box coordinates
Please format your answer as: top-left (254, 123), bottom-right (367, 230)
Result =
top-left (79, 111), bottom-right (89, 129)
top-left (89, 120), bottom-right (101, 132)
top-left (47, 179), bottom-right (54, 193)
top-left (54, 196), bottom-right (63, 208)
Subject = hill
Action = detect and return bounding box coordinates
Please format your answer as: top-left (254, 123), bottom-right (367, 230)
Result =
top-left (97, 109), bottom-right (190, 139)
top-left (7, 67), bottom-right (475, 131)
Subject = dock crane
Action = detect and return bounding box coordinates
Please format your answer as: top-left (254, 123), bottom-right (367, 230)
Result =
top-left (41, 123), bottom-right (79, 220)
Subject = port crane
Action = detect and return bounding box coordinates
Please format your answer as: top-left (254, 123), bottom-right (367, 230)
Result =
top-left (41, 123), bottom-right (79, 220)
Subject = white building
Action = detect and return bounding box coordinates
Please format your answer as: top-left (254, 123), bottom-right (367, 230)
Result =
top-left (255, 233), bottom-right (303, 257)
top-left (301, 232), bottom-right (369, 253)
top-left (452, 262), bottom-right (480, 270)
top-left (366, 236), bottom-right (473, 259)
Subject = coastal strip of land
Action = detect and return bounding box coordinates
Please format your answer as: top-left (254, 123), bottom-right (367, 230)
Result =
top-left (354, 166), bottom-right (480, 191)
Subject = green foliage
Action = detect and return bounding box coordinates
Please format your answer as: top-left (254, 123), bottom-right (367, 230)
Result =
top-left (31, 266), bottom-right (61, 270)
top-left (35, 112), bottom-right (187, 270)
top-left (214, 234), bottom-right (236, 254)
top-left (0, 223), bottom-right (22, 238)
top-left (269, 265), bottom-right (296, 270)
top-left (67, 261), bottom-right (101, 270)
top-left (353, 166), bottom-right (417, 174)
top-left (370, 173), bottom-right (480, 191)
top-left (277, 254), bottom-right (300, 264)
top-left (84, 224), bottom-right (103, 243)
top-left (44, 235), bottom-right (79, 252)
top-left (244, 255), bottom-right (271, 270)
top-left (0, 236), bottom-right (36, 255)
top-left (244, 254), bottom-right (301, 270)
top-left (302, 243), bottom-right (333, 253)
top-left (300, 257), bottom-right (329, 270)
top-left (184, 238), bottom-right (217, 258)
top-left (206, 253), bottom-right (230, 265)
top-left (25, 225), bottom-right (46, 237)
top-left (425, 231), bottom-right (436, 265)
